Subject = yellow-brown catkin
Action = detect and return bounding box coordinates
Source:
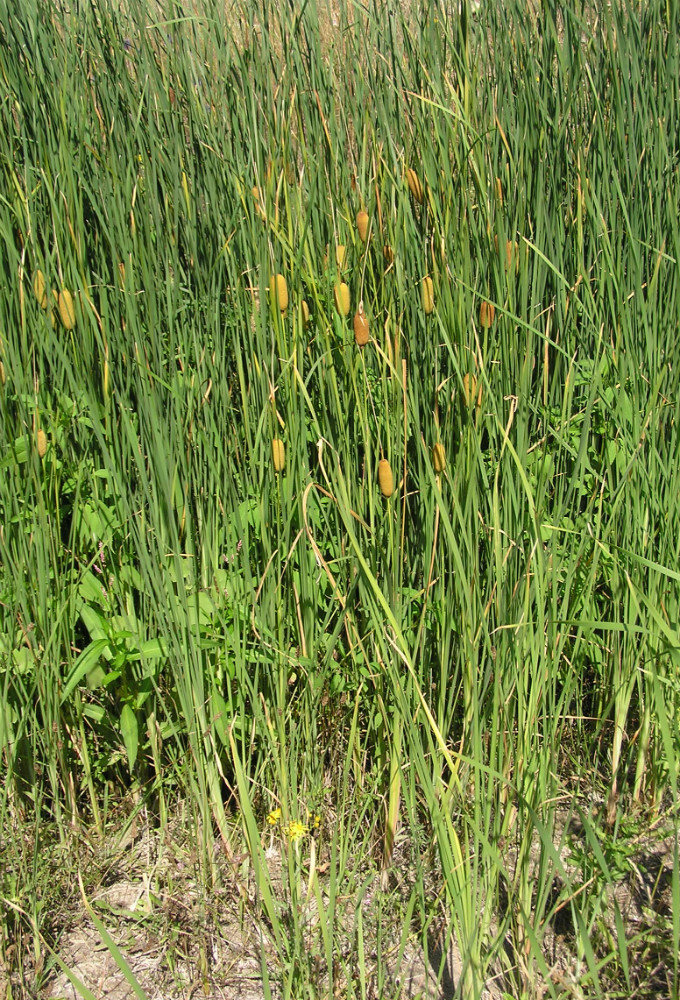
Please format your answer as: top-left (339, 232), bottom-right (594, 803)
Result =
top-left (406, 168), bottom-right (424, 204)
top-left (463, 373), bottom-right (483, 408)
top-left (334, 282), bottom-right (350, 317)
top-left (383, 244), bottom-right (394, 265)
top-left (479, 300), bottom-right (495, 328)
top-left (378, 459), bottom-right (394, 498)
top-left (335, 244), bottom-right (347, 269)
top-left (301, 300), bottom-right (311, 328)
top-left (58, 289), bottom-right (76, 330)
top-left (270, 274), bottom-right (288, 312)
top-left (356, 210), bottom-right (369, 242)
top-left (422, 276), bottom-right (434, 315)
top-left (33, 270), bottom-right (48, 309)
top-left (496, 235), bottom-right (519, 272)
top-left (103, 341), bottom-right (110, 400)
top-left (353, 308), bottom-right (370, 347)
top-left (36, 429), bottom-right (47, 458)
top-left (252, 186), bottom-right (266, 220)
top-left (432, 442), bottom-right (446, 473)
top-left (495, 176), bottom-right (503, 204)
top-left (272, 438), bottom-right (285, 473)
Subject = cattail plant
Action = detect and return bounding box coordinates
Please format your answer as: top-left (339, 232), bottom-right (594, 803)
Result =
top-left (334, 282), bottom-right (350, 316)
top-left (463, 373), bottom-right (483, 408)
top-left (33, 270), bottom-right (48, 309)
top-left (479, 300), bottom-right (495, 328)
top-left (356, 210), bottom-right (369, 242)
top-left (495, 235), bottom-right (519, 272)
top-left (432, 442), bottom-right (446, 473)
top-left (422, 276), bottom-right (434, 315)
top-left (252, 185), bottom-right (266, 220)
top-left (406, 167), bottom-right (424, 204)
top-left (353, 306), bottom-right (369, 347)
top-left (378, 458), bottom-right (394, 498)
top-left (270, 274), bottom-right (288, 312)
top-left (57, 289), bottom-right (76, 329)
top-left (272, 438), bottom-right (285, 473)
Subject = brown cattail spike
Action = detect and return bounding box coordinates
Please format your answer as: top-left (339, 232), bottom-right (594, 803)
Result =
top-left (463, 373), bottom-right (483, 408)
top-left (270, 274), bottom-right (288, 312)
top-left (252, 186), bottom-right (266, 220)
top-left (33, 270), bottom-right (48, 309)
top-left (353, 308), bottom-right (370, 347)
top-left (432, 443), bottom-right (446, 474)
top-left (378, 459), bottom-right (394, 498)
top-left (334, 282), bottom-right (350, 317)
top-left (36, 429), bottom-right (47, 458)
top-left (58, 289), bottom-right (76, 330)
top-left (406, 168), bottom-right (424, 204)
top-left (422, 276), bottom-right (434, 315)
top-left (301, 300), bottom-right (311, 328)
top-left (336, 244), bottom-right (347, 269)
top-left (479, 301), bottom-right (495, 328)
top-left (356, 210), bottom-right (369, 242)
top-left (272, 438), bottom-right (285, 473)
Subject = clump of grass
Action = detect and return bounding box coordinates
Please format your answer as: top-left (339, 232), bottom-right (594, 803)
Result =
top-left (0, 0), bottom-right (678, 997)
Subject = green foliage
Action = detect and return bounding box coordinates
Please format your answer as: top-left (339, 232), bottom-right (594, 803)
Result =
top-left (0, 0), bottom-right (678, 995)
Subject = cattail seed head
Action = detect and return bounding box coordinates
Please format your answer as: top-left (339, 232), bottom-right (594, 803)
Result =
top-left (406, 168), bottom-right (424, 204)
top-left (495, 235), bottom-right (519, 272)
top-left (356, 210), bottom-right (369, 242)
top-left (33, 270), bottom-right (48, 309)
top-left (432, 442), bottom-right (446, 473)
top-left (336, 244), bottom-right (347, 269)
top-left (422, 276), bottom-right (434, 315)
top-left (383, 244), bottom-right (394, 265)
top-left (252, 185), bottom-right (266, 220)
top-left (36, 428), bottom-right (47, 458)
top-left (479, 300), bottom-right (495, 328)
top-left (463, 373), bottom-right (483, 408)
top-left (270, 273), bottom-right (288, 312)
top-left (353, 307), bottom-right (369, 347)
top-left (301, 299), bottom-right (311, 327)
top-left (272, 438), bottom-right (285, 473)
top-left (334, 281), bottom-right (350, 317)
top-left (378, 459), bottom-right (394, 498)
top-left (58, 289), bottom-right (76, 330)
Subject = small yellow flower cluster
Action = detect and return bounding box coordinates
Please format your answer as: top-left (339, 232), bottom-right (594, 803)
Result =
top-left (286, 820), bottom-right (308, 843)
top-left (265, 807), bottom-right (321, 841)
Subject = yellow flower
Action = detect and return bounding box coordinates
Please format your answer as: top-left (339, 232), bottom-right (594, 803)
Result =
top-left (266, 808), bottom-right (281, 826)
top-left (286, 820), bottom-right (308, 842)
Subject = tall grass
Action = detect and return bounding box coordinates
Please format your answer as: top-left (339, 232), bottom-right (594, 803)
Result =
top-left (1, 0), bottom-right (678, 995)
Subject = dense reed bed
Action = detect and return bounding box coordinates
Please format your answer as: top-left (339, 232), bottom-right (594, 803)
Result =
top-left (0, 0), bottom-right (678, 995)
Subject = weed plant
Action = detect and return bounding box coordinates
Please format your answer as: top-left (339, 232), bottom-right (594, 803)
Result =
top-left (0, 0), bottom-right (679, 996)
